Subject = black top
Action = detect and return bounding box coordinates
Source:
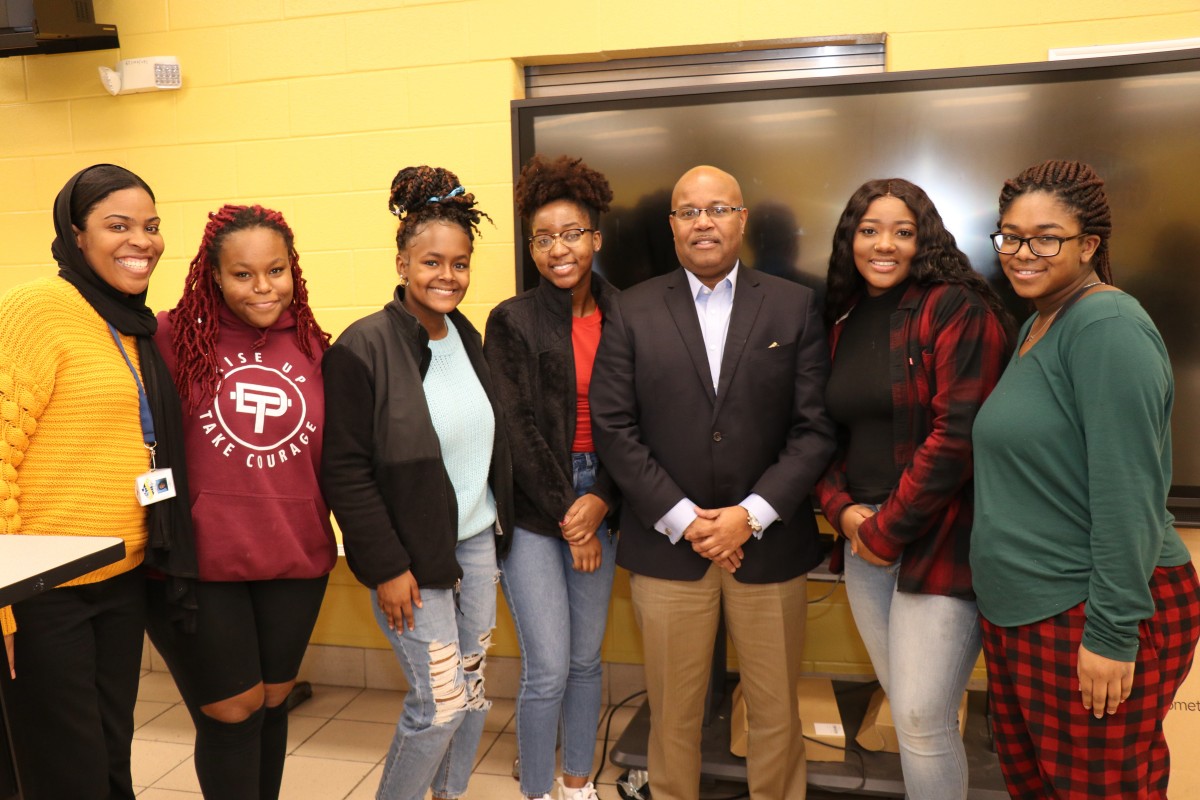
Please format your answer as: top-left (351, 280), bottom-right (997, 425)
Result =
top-left (825, 281), bottom-right (907, 504)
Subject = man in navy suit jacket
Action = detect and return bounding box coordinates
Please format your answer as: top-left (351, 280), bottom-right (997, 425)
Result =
top-left (591, 165), bottom-right (836, 800)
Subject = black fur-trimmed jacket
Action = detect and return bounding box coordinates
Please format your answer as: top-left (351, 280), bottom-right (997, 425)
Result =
top-left (484, 275), bottom-right (620, 539)
top-left (321, 287), bottom-right (513, 590)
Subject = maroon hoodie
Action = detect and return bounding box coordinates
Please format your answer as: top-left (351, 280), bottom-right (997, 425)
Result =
top-left (156, 305), bottom-right (336, 581)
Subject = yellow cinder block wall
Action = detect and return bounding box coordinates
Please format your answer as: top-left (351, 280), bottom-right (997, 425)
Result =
top-left (2, 1), bottom-right (1198, 673)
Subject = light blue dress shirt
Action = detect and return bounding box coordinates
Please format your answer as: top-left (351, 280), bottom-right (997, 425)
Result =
top-left (691, 267), bottom-right (735, 392)
top-left (654, 263), bottom-right (779, 544)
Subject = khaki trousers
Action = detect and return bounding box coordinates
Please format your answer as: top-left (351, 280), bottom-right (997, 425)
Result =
top-left (630, 565), bottom-right (808, 800)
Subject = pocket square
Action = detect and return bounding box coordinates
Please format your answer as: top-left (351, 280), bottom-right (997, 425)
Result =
top-left (767, 341), bottom-right (780, 348)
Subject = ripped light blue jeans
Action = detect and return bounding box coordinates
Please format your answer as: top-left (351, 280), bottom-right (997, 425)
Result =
top-left (372, 530), bottom-right (497, 800)
top-left (844, 535), bottom-right (981, 800)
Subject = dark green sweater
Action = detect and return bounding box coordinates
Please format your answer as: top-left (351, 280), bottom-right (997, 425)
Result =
top-left (971, 291), bottom-right (1190, 661)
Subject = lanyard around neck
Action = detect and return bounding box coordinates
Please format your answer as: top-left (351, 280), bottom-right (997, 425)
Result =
top-left (107, 323), bottom-right (157, 462)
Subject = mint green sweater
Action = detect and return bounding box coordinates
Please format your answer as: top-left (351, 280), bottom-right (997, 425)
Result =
top-left (971, 291), bottom-right (1190, 661)
top-left (423, 321), bottom-right (497, 541)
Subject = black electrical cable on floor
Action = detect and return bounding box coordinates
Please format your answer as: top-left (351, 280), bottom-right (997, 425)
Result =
top-left (594, 689), bottom-right (647, 785)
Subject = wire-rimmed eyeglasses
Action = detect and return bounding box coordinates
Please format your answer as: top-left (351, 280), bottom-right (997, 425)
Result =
top-left (668, 205), bottom-right (746, 221)
top-left (990, 232), bottom-right (1089, 257)
top-left (528, 228), bottom-right (595, 252)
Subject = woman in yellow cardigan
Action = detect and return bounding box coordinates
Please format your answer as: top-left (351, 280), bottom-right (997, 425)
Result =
top-left (0, 164), bottom-right (195, 800)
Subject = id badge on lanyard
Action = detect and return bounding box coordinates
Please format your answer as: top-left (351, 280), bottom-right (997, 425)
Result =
top-left (108, 324), bottom-right (176, 506)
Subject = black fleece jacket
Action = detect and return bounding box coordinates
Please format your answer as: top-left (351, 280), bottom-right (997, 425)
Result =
top-left (322, 287), bottom-right (513, 590)
top-left (484, 275), bottom-right (620, 538)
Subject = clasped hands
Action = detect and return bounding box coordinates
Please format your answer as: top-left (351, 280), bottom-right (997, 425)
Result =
top-left (560, 493), bottom-right (610, 574)
top-left (683, 506), bottom-right (753, 573)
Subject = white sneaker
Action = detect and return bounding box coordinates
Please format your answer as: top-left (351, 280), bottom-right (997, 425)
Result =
top-left (556, 779), bottom-right (599, 800)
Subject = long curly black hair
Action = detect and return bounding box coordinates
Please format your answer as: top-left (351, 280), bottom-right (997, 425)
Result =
top-left (824, 177), bottom-right (1010, 329)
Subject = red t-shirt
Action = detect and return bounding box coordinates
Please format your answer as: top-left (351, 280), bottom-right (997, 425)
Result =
top-left (571, 308), bottom-right (603, 453)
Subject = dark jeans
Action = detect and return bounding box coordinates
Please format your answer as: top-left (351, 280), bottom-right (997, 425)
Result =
top-left (0, 567), bottom-right (145, 800)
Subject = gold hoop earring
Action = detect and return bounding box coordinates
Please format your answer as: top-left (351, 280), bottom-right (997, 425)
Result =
top-left (398, 274), bottom-right (409, 288)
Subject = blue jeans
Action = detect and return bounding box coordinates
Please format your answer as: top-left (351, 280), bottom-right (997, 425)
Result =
top-left (372, 531), bottom-right (498, 800)
top-left (500, 452), bottom-right (618, 797)
top-left (844, 546), bottom-right (982, 800)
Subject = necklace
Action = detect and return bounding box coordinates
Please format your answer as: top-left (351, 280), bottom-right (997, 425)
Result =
top-left (1024, 309), bottom-right (1060, 345)
top-left (1023, 281), bottom-right (1104, 345)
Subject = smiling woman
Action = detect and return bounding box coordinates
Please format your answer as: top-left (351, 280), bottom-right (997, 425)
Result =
top-left (72, 187), bottom-right (163, 295)
top-left (214, 226), bottom-right (295, 329)
top-left (0, 164), bottom-right (196, 800)
top-left (816, 177), bottom-right (1011, 800)
top-left (396, 219), bottom-right (473, 337)
top-left (321, 165), bottom-right (513, 800)
top-left (851, 195), bottom-right (918, 296)
top-left (971, 160), bottom-right (1200, 800)
top-left (147, 203), bottom-right (334, 800)
top-left (484, 154), bottom-right (619, 800)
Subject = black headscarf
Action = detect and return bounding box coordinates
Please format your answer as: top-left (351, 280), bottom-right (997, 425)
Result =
top-left (52, 164), bottom-right (197, 630)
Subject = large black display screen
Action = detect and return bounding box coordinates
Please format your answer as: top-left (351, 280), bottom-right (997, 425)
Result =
top-left (512, 49), bottom-right (1200, 514)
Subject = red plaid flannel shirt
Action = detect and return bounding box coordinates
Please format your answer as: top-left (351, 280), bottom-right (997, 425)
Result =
top-left (816, 282), bottom-right (1010, 598)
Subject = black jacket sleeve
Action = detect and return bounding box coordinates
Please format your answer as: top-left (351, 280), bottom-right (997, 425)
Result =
top-left (320, 343), bottom-right (411, 588)
top-left (590, 295), bottom-right (689, 529)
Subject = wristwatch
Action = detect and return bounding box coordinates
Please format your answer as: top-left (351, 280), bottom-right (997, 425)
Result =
top-left (745, 508), bottom-right (763, 537)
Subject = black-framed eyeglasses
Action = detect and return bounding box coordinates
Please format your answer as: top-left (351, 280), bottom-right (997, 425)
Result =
top-left (990, 231), bottom-right (1089, 257)
top-left (528, 228), bottom-right (595, 252)
top-left (668, 205), bottom-right (746, 221)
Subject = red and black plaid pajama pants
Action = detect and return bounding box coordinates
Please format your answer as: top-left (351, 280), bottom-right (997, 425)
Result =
top-left (980, 563), bottom-right (1200, 799)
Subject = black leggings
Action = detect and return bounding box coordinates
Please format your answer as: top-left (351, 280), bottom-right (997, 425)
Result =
top-left (146, 575), bottom-right (328, 799)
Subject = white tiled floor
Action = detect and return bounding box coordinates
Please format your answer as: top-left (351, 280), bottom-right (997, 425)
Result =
top-left (131, 671), bottom-right (635, 799)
